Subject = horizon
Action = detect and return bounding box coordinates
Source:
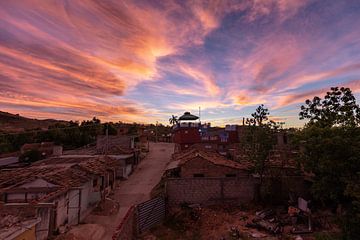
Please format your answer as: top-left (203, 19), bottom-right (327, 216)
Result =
top-left (1, 1), bottom-right (360, 127)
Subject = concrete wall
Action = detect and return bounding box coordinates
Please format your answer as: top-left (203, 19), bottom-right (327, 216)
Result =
top-left (79, 181), bottom-right (100, 222)
top-left (55, 194), bottom-right (68, 228)
top-left (36, 208), bottom-right (51, 240)
top-left (68, 189), bottom-right (80, 225)
top-left (166, 177), bottom-right (257, 206)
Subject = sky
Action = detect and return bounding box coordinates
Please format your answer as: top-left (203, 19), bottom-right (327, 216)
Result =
top-left (1, 0), bottom-right (360, 127)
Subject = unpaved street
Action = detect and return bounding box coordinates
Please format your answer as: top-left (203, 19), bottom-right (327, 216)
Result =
top-left (70, 142), bottom-right (174, 240)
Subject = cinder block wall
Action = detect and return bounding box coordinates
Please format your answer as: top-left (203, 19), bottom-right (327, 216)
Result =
top-left (166, 177), bottom-right (257, 206)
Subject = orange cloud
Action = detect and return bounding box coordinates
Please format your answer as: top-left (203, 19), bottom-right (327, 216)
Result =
top-left (178, 64), bottom-right (221, 96)
top-left (275, 80), bottom-right (360, 108)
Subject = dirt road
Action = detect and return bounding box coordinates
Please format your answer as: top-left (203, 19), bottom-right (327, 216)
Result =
top-left (70, 142), bottom-right (174, 240)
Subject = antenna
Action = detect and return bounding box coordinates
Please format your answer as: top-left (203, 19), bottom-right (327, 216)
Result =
top-left (199, 106), bottom-right (201, 123)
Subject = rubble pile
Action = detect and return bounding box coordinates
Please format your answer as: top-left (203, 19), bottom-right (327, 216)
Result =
top-left (142, 201), bottom-right (340, 240)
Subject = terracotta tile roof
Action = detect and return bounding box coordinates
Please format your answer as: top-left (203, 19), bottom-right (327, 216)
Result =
top-left (0, 166), bottom-right (64, 189)
top-left (34, 155), bottom-right (119, 170)
top-left (97, 145), bottom-right (134, 155)
top-left (267, 149), bottom-right (299, 169)
top-left (0, 204), bottom-right (37, 228)
top-left (0, 165), bottom-right (92, 203)
top-left (96, 135), bottom-right (133, 150)
top-left (174, 149), bottom-right (252, 170)
top-left (0, 156), bottom-right (117, 196)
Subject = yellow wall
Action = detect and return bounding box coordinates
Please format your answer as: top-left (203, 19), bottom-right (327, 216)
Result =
top-left (14, 225), bottom-right (36, 240)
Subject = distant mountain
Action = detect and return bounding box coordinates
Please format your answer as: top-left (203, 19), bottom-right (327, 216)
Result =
top-left (0, 111), bottom-right (69, 133)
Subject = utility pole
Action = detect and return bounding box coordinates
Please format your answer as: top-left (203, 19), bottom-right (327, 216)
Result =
top-left (105, 123), bottom-right (109, 155)
top-left (155, 121), bottom-right (158, 143)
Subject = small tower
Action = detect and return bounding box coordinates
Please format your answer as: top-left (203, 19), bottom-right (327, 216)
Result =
top-left (172, 112), bottom-right (201, 151)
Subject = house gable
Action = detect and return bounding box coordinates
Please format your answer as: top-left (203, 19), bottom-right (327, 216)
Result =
top-left (18, 178), bottom-right (58, 189)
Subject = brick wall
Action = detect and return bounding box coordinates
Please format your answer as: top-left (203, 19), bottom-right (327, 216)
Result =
top-left (166, 177), bottom-right (257, 206)
top-left (113, 206), bottom-right (136, 240)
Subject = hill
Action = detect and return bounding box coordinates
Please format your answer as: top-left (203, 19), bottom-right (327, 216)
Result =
top-left (0, 111), bottom-right (68, 133)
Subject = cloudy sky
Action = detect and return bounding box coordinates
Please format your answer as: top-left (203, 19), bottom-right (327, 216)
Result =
top-left (1, 0), bottom-right (360, 126)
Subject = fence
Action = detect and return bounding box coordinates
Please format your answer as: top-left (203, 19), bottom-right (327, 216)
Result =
top-left (137, 196), bottom-right (166, 233)
top-left (112, 196), bottom-right (166, 239)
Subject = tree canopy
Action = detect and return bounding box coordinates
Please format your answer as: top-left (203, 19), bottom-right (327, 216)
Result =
top-left (297, 86), bottom-right (360, 238)
top-left (251, 104), bottom-right (270, 126)
top-left (299, 87), bottom-right (360, 127)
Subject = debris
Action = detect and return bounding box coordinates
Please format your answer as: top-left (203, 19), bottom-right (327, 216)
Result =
top-left (288, 206), bottom-right (300, 217)
top-left (246, 219), bottom-right (282, 234)
top-left (229, 226), bottom-right (241, 240)
top-left (298, 197), bottom-right (310, 213)
top-left (291, 227), bottom-right (313, 234)
top-left (250, 232), bottom-right (267, 238)
top-left (255, 209), bottom-right (274, 220)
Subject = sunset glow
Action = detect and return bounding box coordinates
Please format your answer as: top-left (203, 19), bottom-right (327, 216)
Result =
top-left (1, 0), bottom-right (360, 126)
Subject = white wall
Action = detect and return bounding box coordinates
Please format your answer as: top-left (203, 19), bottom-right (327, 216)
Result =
top-left (68, 189), bottom-right (80, 225)
top-left (55, 194), bottom-right (68, 228)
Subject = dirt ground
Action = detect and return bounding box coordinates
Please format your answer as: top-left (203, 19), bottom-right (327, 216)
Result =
top-left (141, 205), bottom-right (340, 240)
top-left (59, 142), bottom-right (174, 240)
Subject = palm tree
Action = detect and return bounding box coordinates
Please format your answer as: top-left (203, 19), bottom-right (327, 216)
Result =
top-left (169, 115), bottom-right (178, 125)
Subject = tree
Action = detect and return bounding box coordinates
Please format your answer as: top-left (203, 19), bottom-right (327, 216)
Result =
top-left (103, 122), bottom-right (117, 135)
top-left (251, 104), bottom-right (269, 126)
top-left (19, 149), bottom-right (43, 163)
top-left (241, 105), bottom-right (277, 201)
top-left (297, 87), bottom-right (360, 238)
top-left (299, 87), bottom-right (360, 127)
top-left (169, 115), bottom-right (178, 126)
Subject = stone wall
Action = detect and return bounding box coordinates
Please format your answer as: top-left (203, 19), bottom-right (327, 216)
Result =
top-left (166, 177), bottom-right (257, 206)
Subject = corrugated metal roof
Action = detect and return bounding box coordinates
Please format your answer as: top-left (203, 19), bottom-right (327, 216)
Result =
top-left (166, 160), bottom-right (180, 170)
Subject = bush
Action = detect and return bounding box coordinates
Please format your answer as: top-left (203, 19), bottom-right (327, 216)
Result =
top-left (19, 149), bottom-right (43, 163)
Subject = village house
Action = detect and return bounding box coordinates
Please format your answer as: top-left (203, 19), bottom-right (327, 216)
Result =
top-left (96, 135), bottom-right (141, 165)
top-left (20, 142), bottom-right (63, 158)
top-left (165, 145), bottom-right (309, 207)
top-left (169, 148), bottom-right (252, 178)
top-left (0, 155), bottom-right (121, 239)
top-left (165, 148), bottom-right (257, 206)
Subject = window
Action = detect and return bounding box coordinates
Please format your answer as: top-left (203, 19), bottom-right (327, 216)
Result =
top-left (93, 179), bottom-right (98, 187)
top-left (226, 174), bottom-right (236, 178)
top-left (283, 135), bottom-right (288, 144)
top-left (193, 173), bottom-right (204, 178)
